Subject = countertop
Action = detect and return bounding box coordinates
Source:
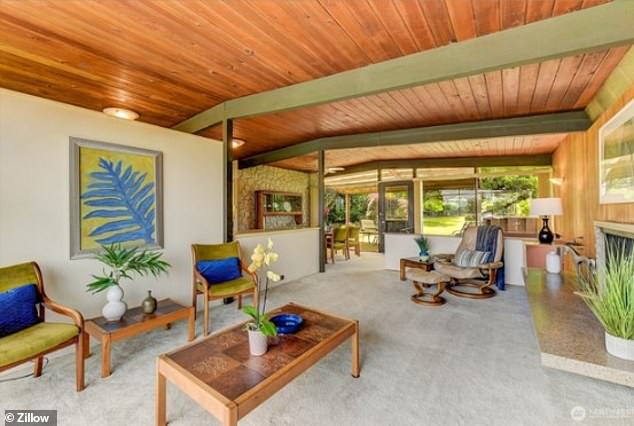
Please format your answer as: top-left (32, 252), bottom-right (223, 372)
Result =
top-left (524, 268), bottom-right (634, 388)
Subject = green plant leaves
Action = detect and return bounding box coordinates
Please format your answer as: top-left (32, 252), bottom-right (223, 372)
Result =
top-left (241, 306), bottom-right (277, 336)
top-left (86, 275), bottom-right (117, 294)
top-left (242, 305), bottom-right (259, 321)
top-left (260, 318), bottom-right (278, 337)
top-left (86, 243), bottom-right (170, 293)
top-left (576, 243), bottom-right (634, 339)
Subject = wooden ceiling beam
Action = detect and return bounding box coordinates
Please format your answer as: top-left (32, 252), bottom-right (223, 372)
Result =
top-left (237, 111), bottom-right (589, 168)
top-left (332, 155), bottom-right (553, 176)
top-left (174, 1), bottom-right (634, 133)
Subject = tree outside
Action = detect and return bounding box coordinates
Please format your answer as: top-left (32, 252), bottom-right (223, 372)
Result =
top-left (422, 175), bottom-right (538, 235)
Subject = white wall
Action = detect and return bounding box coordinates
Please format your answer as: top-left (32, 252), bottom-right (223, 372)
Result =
top-left (384, 233), bottom-right (462, 270)
top-left (236, 228), bottom-right (319, 283)
top-left (0, 89), bottom-right (223, 319)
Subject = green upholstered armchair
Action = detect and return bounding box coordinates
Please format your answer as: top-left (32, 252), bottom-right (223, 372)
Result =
top-left (0, 262), bottom-right (85, 391)
top-left (192, 242), bottom-right (257, 336)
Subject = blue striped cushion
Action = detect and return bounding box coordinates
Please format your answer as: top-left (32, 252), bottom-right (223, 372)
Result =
top-left (455, 249), bottom-right (489, 267)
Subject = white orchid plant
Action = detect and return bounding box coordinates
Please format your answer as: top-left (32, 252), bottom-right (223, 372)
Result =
top-left (242, 238), bottom-right (281, 337)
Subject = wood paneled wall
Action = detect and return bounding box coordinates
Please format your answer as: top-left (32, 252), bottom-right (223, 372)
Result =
top-left (553, 84), bottom-right (634, 257)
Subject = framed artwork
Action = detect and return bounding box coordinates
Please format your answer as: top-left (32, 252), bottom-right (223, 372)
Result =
top-left (599, 99), bottom-right (634, 205)
top-left (69, 137), bottom-right (164, 259)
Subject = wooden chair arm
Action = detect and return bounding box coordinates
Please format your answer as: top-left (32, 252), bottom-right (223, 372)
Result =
top-left (241, 264), bottom-right (257, 283)
top-left (193, 269), bottom-right (209, 288)
top-left (478, 261), bottom-right (504, 271)
top-left (433, 253), bottom-right (455, 262)
top-left (42, 297), bottom-right (84, 329)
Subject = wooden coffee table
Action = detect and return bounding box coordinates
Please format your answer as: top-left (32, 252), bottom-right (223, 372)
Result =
top-left (400, 257), bottom-right (433, 280)
top-left (156, 302), bottom-right (360, 426)
top-left (85, 298), bottom-right (195, 378)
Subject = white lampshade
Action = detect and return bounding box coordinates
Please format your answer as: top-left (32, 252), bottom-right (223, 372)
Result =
top-left (530, 198), bottom-right (563, 216)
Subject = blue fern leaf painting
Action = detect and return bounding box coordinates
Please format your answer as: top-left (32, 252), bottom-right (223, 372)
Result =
top-left (80, 156), bottom-right (157, 248)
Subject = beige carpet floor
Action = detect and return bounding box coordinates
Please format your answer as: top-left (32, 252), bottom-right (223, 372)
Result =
top-left (1, 253), bottom-right (633, 425)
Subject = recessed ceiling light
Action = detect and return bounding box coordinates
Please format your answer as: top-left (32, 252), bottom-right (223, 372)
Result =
top-left (102, 107), bottom-right (139, 120)
top-left (232, 138), bottom-right (246, 148)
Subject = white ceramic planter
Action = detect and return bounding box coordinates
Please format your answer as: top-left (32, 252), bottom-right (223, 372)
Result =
top-left (546, 251), bottom-right (561, 274)
top-left (102, 285), bottom-right (127, 321)
top-left (605, 332), bottom-right (634, 361)
top-left (248, 329), bottom-right (268, 356)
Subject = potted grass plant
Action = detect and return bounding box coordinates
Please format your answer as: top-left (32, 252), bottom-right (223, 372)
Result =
top-left (414, 236), bottom-right (430, 262)
top-left (86, 244), bottom-right (170, 321)
top-left (243, 238), bottom-right (280, 356)
top-left (575, 243), bottom-right (634, 360)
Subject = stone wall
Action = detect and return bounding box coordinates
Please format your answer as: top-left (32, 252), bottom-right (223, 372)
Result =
top-left (236, 165), bottom-right (311, 232)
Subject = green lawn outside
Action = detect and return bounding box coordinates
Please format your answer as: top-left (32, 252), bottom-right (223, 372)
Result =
top-left (422, 216), bottom-right (466, 236)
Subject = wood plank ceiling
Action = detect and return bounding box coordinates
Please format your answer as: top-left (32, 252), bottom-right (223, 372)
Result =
top-left (0, 0), bottom-right (629, 169)
top-left (270, 134), bottom-right (567, 172)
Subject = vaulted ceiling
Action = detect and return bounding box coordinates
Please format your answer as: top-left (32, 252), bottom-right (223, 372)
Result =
top-left (1, 0), bottom-right (631, 170)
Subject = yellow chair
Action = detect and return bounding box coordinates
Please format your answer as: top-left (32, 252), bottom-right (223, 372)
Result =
top-left (0, 262), bottom-right (85, 391)
top-left (347, 225), bottom-right (361, 257)
top-left (192, 242), bottom-right (258, 336)
top-left (329, 225), bottom-right (350, 262)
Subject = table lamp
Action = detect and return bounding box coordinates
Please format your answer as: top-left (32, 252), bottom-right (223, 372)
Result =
top-left (529, 198), bottom-right (562, 244)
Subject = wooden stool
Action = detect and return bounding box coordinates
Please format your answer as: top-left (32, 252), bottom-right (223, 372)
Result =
top-left (406, 269), bottom-right (450, 306)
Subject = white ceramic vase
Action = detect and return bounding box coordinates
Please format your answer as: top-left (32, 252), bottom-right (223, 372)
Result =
top-left (248, 329), bottom-right (268, 356)
top-left (102, 284), bottom-right (127, 321)
top-left (605, 332), bottom-right (634, 361)
top-left (546, 251), bottom-right (561, 274)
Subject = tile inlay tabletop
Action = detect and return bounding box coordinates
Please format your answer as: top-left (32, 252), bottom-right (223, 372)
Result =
top-left (156, 303), bottom-right (360, 425)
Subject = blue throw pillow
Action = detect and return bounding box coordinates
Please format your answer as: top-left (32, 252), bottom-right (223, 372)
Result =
top-left (0, 284), bottom-right (41, 337)
top-left (196, 257), bottom-right (241, 284)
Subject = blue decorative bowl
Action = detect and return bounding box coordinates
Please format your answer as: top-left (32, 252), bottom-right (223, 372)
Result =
top-left (270, 313), bottom-right (303, 334)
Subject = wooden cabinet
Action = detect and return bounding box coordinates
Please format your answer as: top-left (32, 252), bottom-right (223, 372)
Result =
top-left (255, 191), bottom-right (303, 229)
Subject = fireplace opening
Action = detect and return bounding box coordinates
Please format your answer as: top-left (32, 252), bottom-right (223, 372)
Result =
top-left (605, 234), bottom-right (634, 270)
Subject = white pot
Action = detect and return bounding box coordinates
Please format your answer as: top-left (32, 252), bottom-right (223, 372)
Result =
top-left (605, 332), bottom-right (634, 361)
top-left (102, 285), bottom-right (127, 321)
top-left (546, 251), bottom-right (561, 274)
top-left (248, 329), bottom-right (268, 356)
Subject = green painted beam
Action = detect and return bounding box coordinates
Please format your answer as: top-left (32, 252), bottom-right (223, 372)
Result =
top-left (174, 1), bottom-right (634, 132)
top-left (223, 119), bottom-right (234, 242)
top-left (586, 46), bottom-right (634, 121)
top-left (238, 111), bottom-right (589, 169)
top-left (332, 155), bottom-right (552, 176)
top-left (173, 103), bottom-right (225, 133)
top-left (318, 149), bottom-right (325, 273)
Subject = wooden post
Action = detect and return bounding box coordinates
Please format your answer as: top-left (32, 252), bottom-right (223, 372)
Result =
top-left (318, 150), bottom-right (325, 273)
top-left (223, 119), bottom-right (234, 243)
top-left (344, 193), bottom-right (351, 224)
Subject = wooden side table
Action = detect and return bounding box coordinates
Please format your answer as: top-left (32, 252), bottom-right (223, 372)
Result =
top-left (85, 298), bottom-right (195, 378)
top-left (400, 257), bottom-right (433, 281)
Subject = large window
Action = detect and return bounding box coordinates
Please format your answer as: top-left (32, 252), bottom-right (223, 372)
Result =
top-left (421, 173), bottom-right (541, 236)
top-left (478, 175), bottom-right (538, 235)
top-left (422, 179), bottom-right (476, 236)
top-left (325, 190), bottom-right (377, 225)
